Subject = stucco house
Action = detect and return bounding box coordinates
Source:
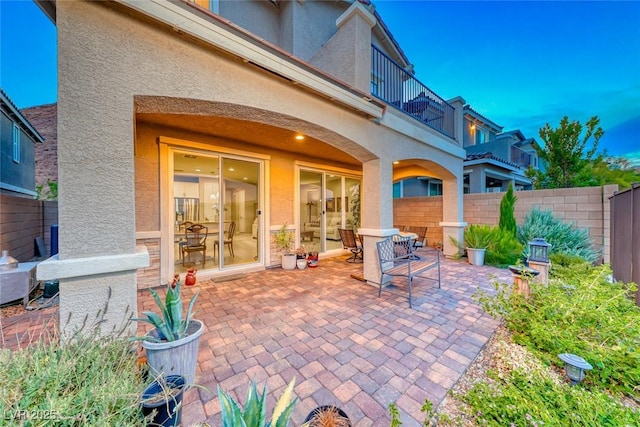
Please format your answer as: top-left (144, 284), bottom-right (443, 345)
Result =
top-left (393, 104), bottom-right (539, 197)
top-left (34, 0), bottom-right (471, 333)
top-left (1, 89), bottom-right (43, 199)
top-left (462, 105), bottom-right (538, 193)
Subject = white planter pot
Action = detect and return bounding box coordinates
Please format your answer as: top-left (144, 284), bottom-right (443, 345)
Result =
top-left (466, 248), bottom-right (486, 266)
top-left (142, 319), bottom-right (204, 386)
top-left (282, 254), bottom-right (297, 270)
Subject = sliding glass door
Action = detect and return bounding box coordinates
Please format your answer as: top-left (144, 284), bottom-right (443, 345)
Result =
top-left (173, 150), bottom-right (261, 273)
top-left (298, 168), bottom-right (361, 253)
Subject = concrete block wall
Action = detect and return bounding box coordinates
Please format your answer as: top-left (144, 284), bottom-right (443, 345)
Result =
top-left (393, 196), bottom-right (443, 247)
top-left (394, 185), bottom-right (618, 263)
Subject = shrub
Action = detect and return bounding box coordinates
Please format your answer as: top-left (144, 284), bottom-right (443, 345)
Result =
top-left (517, 208), bottom-right (599, 263)
top-left (498, 183), bottom-right (517, 238)
top-left (0, 328), bottom-right (147, 425)
top-left (484, 227), bottom-right (523, 268)
top-left (462, 366), bottom-right (640, 426)
top-left (451, 225), bottom-right (522, 267)
top-left (476, 263), bottom-right (640, 397)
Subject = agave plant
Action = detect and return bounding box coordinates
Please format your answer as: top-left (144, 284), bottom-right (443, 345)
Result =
top-left (135, 276), bottom-right (200, 342)
top-left (218, 378), bottom-right (297, 427)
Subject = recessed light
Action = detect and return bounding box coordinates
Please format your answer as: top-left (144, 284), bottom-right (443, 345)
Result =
top-left (295, 134), bottom-right (305, 141)
top-left (243, 177), bottom-right (248, 180)
top-left (229, 167), bottom-right (235, 172)
top-left (195, 168), bottom-right (201, 172)
top-left (393, 161), bottom-right (399, 165)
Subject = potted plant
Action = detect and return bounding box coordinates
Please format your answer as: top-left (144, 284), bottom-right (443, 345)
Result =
top-left (462, 224), bottom-right (493, 266)
top-left (141, 374), bottom-right (186, 427)
top-left (274, 224), bottom-right (296, 270)
top-left (306, 242), bottom-right (320, 268)
top-left (135, 275), bottom-right (203, 386)
top-left (304, 405), bottom-right (352, 427)
top-left (296, 246), bottom-right (308, 269)
top-left (218, 378), bottom-right (298, 426)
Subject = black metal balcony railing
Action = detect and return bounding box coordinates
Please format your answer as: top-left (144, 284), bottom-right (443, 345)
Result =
top-left (371, 45), bottom-right (455, 138)
top-left (511, 146), bottom-right (533, 168)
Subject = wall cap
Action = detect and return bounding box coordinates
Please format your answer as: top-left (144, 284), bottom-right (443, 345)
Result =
top-left (36, 246), bottom-right (150, 281)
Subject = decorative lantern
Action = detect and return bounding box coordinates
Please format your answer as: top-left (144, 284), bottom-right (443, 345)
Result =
top-left (558, 353), bottom-right (592, 385)
top-left (528, 237), bottom-right (551, 263)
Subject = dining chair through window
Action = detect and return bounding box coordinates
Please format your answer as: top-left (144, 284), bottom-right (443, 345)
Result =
top-left (214, 222), bottom-right (236, 260)
top-left (182, 223), bottom-right (208, 267)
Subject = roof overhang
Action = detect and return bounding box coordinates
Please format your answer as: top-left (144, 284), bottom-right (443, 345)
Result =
top-left (117, 0), bottom-right (385, 120)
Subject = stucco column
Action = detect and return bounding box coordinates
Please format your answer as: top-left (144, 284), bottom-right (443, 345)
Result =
top-left (448, 96), bottom-right (466, 146)
top-left (308, 1), bottom-right (376, 93)
top-left (358, 159), bottom-right (395, 284)
top-left (36, 1), bottom-right (148, 339)
top-left (440, 175), bottom-right (467, 257)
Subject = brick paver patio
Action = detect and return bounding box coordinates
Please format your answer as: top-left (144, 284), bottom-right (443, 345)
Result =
top-left (1, 252), bottom-right (512, 426)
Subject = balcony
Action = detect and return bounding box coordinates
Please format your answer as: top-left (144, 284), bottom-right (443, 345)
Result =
top-left (511, 146), bottom-right (533, 168)
top-left (371, 45), bottom-right (455, 138)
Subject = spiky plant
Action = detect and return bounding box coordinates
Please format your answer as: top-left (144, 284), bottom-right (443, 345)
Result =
top-left (218, 378), bottom-right (297, 427)
top-left (135, 277), bottom-right (200, 342)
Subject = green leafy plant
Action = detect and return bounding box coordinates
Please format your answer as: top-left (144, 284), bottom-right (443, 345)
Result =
top-left (484, 227), bottom-right (523, 267)
top-left (517, 208), bottom-right (599, 263)
top-left (134, 276), bottom-right (200, 342)
top-left (461, 365), bottom-right (640, 426)
top-left (274, 224), bottom-right (295, 254)
top-left (498, 182), bottom-right (517, 238)
top-left (36, 178), bottom-right (58, 200)
top-left (218, 378), bottom-right (297, 427)
top-left (475, 263), bottom-right (640, 397)
top-left (450, 224), bottom-right (493, 249)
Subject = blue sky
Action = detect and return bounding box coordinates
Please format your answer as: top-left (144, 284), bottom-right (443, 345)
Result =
top-left (2, 0), bottom-right (639, 165)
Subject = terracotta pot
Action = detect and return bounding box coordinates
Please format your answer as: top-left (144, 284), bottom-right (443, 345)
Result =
top-left (185, 269), bottom-right (197, 286)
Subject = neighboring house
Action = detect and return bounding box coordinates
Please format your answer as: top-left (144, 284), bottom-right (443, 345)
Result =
top-left (462, 105), bottom-right (537, 193)
top-left (394, 106), bottom-right (539, 196)
top-left (21, 103), bottom-right (58, 190)
top-left (0, 89), bottom-right (44, 198)
top-left (35, 0), bottom-right (470, 332)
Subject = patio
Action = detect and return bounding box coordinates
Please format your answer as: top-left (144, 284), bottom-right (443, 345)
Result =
top-left (1, 253), bottom-right (512, 426)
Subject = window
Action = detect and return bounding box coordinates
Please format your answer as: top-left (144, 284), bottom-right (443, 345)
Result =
top-left (429, 182), bottom-right (443, 196)
top-left (475, 128), bottom-right (487, 145)
top-left (12, 123), bottom-right (20, 163)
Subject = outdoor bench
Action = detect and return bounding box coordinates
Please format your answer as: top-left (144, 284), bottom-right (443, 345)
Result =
top-left (376, 234), bottom-right (441, 308)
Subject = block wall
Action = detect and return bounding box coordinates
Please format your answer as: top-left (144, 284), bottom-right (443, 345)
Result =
top-left (394, 185), bottom-right (617, 263)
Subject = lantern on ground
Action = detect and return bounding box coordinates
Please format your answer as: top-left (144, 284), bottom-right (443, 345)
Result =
top-left (558, 353), bottom-right (592, 385)
top-left (527, 237), bottom-right (551, 285)
top-left (528, 237), bottom-right (551, 263)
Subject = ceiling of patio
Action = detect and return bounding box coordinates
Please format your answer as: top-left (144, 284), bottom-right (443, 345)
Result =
top-left (136, 113), bottom-right (361, 168)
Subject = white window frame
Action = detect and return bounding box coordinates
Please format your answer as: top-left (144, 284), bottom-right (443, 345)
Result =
top-left (12, 123), bottom-right (21, 163)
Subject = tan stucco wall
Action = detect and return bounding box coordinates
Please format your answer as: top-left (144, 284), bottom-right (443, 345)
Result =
top-left (54, 0), bottom-right (465, 329)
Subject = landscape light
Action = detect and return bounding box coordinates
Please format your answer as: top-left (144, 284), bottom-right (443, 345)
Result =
top-left (558, 353), bottom-right (592, 385)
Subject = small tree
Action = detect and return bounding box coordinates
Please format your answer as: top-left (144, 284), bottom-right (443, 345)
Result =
top-left (527, 116), bottom-right (604, 189)
top-left (498, 183), bottom-right (517, 238)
